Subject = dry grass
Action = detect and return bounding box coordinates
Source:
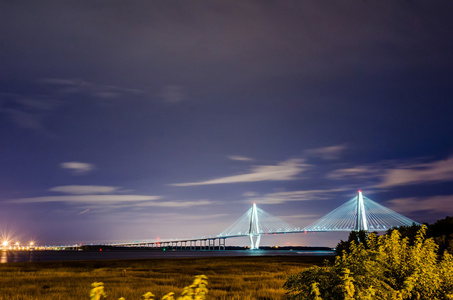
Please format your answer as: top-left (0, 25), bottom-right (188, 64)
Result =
top-left (0, 255), bottom-right (331, 299)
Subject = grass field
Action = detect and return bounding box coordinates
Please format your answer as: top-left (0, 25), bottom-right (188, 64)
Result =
top-left (0, 255), bottom-right (331, 300)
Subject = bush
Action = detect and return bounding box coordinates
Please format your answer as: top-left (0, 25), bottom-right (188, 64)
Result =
top-left (337, 217), bottom-right (453, 256)
top-left (284, 225), bottom-right (453, 300)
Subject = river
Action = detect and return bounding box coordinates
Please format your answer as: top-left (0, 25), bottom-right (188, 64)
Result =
top-left (1, 249), bottom-right (335, 263)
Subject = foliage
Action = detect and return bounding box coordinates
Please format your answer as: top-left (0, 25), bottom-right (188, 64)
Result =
top-left (285, 225), bottom-right (453, 300)
top-left (335, 230), bottom-right (372, 255)
top-left (428, 216), bottom-right (453, 254)
top-left (90, 282), bottom-right (107, 300)
top-left (386, 223), bottom-right (423, 246)
top-left (337, 216), bottom-right (453, 255)
top-left (178, 274), bottom-right (208, 300)
top-left (89, 275), bottom-right (208, 300)
top-left (142, 291), bottom-right (155, 300)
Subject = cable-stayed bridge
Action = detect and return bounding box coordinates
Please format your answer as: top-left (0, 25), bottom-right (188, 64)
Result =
top-left (110, 191), bottom-right (419, 250)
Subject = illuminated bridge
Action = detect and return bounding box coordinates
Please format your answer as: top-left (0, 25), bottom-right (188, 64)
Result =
top-left (108, 191), bottom-right (419, 250)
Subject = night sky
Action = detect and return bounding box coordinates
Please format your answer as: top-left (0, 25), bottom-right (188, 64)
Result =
top-left (1, 1), bottom-right (453, 247)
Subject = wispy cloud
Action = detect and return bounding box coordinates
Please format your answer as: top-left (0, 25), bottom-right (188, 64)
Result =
top-left (242, 191), bottom-right (259, 197)
top-left (102, 211), bottom-right (227, 223)
top-left (3, 109), bottom-right (49, 134)
top-left (279, 213), bottom-right (321, 224)
top-left (7, 194), bottom-right (163, 204)
top-left (306, 144), bottom-right (347, 160)
top-left (377, 156), bottom-right (453, 188)
top-left (8, 185), bottom-right (212, 208)
top-left (0, 78), bottom-right (145, 135)
top-left (244, 188), bottom-right (349, 205)
top-left (60, 162), bottom-right (95, 175)
top-left (150, 212), bottom-right (228, 221)
top-left (327, 166), bottom-right (379, 180)
top-left (387, 195), bottom-right (453, 214)
top-left (132, 199), bottom-right (213, 208)
top-left (76, 199), bottom-right (214, 210)
top-left (40, 78), bottom-right (144, 99)
top-left (171, 159), bottom-right (309, 186)
top-left (0, 93), bottom-right (60, 136)
top-left (228, 155), bottom-right (254, 161)
top-left (159, 85), bottom-right (184, 103)
top-left (327, 155), bottom-right (453, 189)
top-left (49, 185), bottom-right (118, 194)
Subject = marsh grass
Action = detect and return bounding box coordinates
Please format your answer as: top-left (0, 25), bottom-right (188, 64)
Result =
top-left (0, 255), bottom-right (329, 299)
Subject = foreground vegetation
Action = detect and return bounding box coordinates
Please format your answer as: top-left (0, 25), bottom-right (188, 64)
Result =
top-left (285, 225), bottom-right (453, 300)
top-left (0, 255), bottom-right (329, 300)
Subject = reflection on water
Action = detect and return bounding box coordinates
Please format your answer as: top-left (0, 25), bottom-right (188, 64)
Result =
top-left (0, 251), bottom-right (35, 263)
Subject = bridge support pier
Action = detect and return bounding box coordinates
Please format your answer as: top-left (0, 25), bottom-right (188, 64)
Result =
top-left (208, 238), bottom-right (215, 250)
top-left (190, 240), bottom-right (197, 250)
top-left (356, 191), bottom-right (368, 231)
top-left (249, 235), bottom-right (261, 250)
top-left (248, 203), bottom-right (261, 250)
top-left (219, 237), bottom-right (226, 250)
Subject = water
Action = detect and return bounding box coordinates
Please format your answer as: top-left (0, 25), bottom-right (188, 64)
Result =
top-left (1, 249), bottom-right (335, 263)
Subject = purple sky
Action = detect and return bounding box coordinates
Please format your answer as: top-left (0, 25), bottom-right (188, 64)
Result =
top-left (1, 1), bottom-right (453, 247)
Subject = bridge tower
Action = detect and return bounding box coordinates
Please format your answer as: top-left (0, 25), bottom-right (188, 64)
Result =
top-left (356, 190), bottom-right (368, 231)
top-left (248, 203), bottom-right (261, 249)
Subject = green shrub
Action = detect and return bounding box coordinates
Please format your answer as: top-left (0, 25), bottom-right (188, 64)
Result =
top-left (285, 225), bottom-right (453, 300)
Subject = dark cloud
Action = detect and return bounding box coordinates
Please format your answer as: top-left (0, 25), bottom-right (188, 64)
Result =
top-left (2, 1), bottom-right (452, 88)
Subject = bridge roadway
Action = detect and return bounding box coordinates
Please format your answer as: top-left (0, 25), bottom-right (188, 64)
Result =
top-left (39, 230), bottom-right (326, 251)
top-left (109, 236), bottom-right (228, 250)
top-left (106, 230), bottom-right (316, 250)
